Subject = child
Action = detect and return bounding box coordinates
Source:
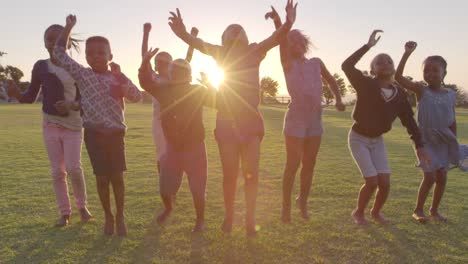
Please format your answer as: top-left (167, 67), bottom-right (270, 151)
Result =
top-left (7, 24), bottom-right (92, 227)
top-left (342, 30), bottom-right (429, 225)
top-left (396, 42), bottom-right (458, 223)
top-left (141, 23), bottom-right (198, 172)
top-left (266, 5), bottom-right (345, 223)
top-left (53, 15), bottom-right (142, 236)
top-left (139, 47), bottom-right (216, 232)
top-left (167, 0), bottom-right (297, 237)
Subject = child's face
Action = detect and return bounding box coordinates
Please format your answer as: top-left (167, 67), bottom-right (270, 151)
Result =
top-left (222, 25), bottom-right (249, 49)
top-left (287, 31), bottom-right (307, 58)
top-left (155, 53), bottom-right (172, 76)
top-left (423, 61), bottom-right (445, 86)
top-left (85, 42), bottom-right (112, 73)
top-left (44, 28), bottom-right (61, 53)
top-left (371, 54), bottom-right (395, 78)
top-left (169, 60), bottom-right (192, 84)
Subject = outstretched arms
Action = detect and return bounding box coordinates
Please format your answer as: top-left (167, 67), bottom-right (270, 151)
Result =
top-left (265, 5), bottom-right (292, 71)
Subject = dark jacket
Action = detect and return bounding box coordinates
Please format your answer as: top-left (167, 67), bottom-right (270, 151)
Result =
top-left (342, 45), bottom-right (424, 148)
top-left (20, 60), bottom-right (79, 116)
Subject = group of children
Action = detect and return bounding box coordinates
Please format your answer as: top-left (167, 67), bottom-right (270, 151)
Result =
top-left (7, 0), bottom-right (465, 237)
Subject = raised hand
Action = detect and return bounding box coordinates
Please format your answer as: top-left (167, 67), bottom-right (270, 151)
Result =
top-left (168, 8), bottom-right (187, 38)
top-left (143, 23), bottom-right (152, 34)
top-left (367, 30), bottom-right (383, 48)
top-left (109, 62), bottom-right (121, 75)
top-left (404, 41), bottom-right (417, 54)
top-left (285, 0), bottom-right (298, 24)
top-left (65, 14), bottom-right (77, 29)
top-left (142, 47), bottom-right (160, 64)
top-left (265, 6), bottom-right (280, 21)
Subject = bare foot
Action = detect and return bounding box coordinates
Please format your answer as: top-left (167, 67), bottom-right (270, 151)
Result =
top-left (79, 208), bottom-right (93, 222)
top-left (296, 197), bottom-right (310, 220)
top-left (157, 209), bottom-right (172, 225)
top-left (103, 216), bottom-right (114, 235)
top-left (116, 215), bottom-right (127, 236)
top-left (430, 210), bottom-right (448, 223)
top-left (246, 226), bottom-right (258, 238)
top-left (55, 215), bottom-right (70, 227)
top-left (370, 211), bottom-right (390, 225)
top-left (192, 219), bottom-right (205, 233)
top-left (221, 218), bottom-right (233, 233)
top-left (412, 210), bottom-right (428, 223)
top-left (351, 209), bottom-right (368, 225)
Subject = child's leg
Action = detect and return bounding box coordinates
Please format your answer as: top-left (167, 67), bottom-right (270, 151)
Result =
top-left (240, 137), bottom-right (261, 236)
top-left (298, 136), bottom-right (321, 219)
top-left (109, 172), bottom-right (128, 235)
top-left (282, 136), bottom-right (303, 222)
top-left (158, 146), bottom-right (183, 224)
top-left (43, 123), bottom-right (70, 225)
top-left (185, 143), bottom-right (208, 232)
top-left (430, 169), bottom-right (447, 221)
top-left (63, 129), bottom-right (91, 221)
top-left (218, 141), bottom-right (241, 232)
top-left (370, 173), bottom-right (390, 223)
top-left (413, 172), bottom-right (435, 221)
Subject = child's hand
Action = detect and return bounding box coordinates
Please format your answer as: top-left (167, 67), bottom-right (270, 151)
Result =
top-left (285, 0), bottom-right (298, 25)
top-left (142, 47), bottom-right (159, 64)
top-left (65, 15), bottom-right (77, 29)
top-left (367, 30), bottom-right (383, 48)
top-left (197, 72), bottom-right (210, 86)
top-left (54, 100), bottom-right (73, 114)
top-left (6, 80), bottom-right (21, 99)
top-left (109, 62), bottom-right (121, 75)
top-left (264, 6), bottom-right (280, 21)
top-left (335, 101), bottom-right (346, 112)
top-left (404, 41), bottom-right (417, 54)
top-left (416, 147), bottom-right (431, 168)
top-left (168, 8), bottom-right (188, 38)
top-left (143, 23), bottom-right (152, 34)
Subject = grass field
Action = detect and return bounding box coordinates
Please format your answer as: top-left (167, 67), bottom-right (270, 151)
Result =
top-left (1, 104), bottom-right (468, 264)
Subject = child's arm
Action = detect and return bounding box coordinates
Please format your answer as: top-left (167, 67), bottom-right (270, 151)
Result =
top-left (138, 48), bottom-right (165, 99)
top-left (341, 30), bottom-right (382, 91)
top-left (398, 95), bottom-right (431, 166)
top-left (265, 6), bottom-right (291, 71)
top-left (185, 27), bottom-right (199, 63)
top-left (53, 15), bottom-right (86, 83)
top-left (450, 120), bottom-right (457, 136)
top-left (257, 0), bottom-right (297, 55)
top-left (395, 41), bottom-right (423, 98)
top-left (169, 9), bottom-right (222, 58)
top-left (7, 63), bottom-right (41, 103)
top-left (109, 62), bottom-right (142, 103)
top-left (320, 59), bottom-right (345, 111)
top-left (197, 72), bottom-right (217, 108)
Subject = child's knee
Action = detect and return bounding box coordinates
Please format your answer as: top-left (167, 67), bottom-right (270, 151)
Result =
top-left (67, 167), bottom-right (83, 178)
top-left (364, 177), bottom-right (379, 189)
top-left (51, 168), bottom-right (66, 180)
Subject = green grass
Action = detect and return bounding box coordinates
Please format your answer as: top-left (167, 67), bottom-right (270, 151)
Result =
top-left (1, 104), bottom-right (468, 264)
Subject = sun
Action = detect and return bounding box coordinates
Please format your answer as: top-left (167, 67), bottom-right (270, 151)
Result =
top-left (206, 66), bottom-right (224, 89)
top-left (192, 59), bottom-right (225, 89)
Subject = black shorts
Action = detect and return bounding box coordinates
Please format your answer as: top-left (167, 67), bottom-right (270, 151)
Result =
top-left (84, 129), bottom-right (126, 175)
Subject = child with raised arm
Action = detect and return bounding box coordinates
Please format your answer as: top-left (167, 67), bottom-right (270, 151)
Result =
top-left (266, 5), bottom-right (345, 223)
top-left (139, 47), bottom-right (216, 232)
top-left (141, 23), bottom-right (199, 172)
top-left (396, 42), bottom-right (458, 223)
top-left (167, 0), bottom-right (297, 237)
top-left (53, 15), bottom-right (142, 236)
top-left (7, 24), bottom-right (92, 227)
top-left (342, 30), bottom-right (429, 225)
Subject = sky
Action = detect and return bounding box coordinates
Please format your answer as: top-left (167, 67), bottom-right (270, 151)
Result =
top-left (1, 0), bottom-right (467, 98)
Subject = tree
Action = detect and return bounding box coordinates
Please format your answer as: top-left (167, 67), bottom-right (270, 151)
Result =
top-left (322, 73), bottom-right (347, 105)
top-left (446, 83), bottom-right (468, 106)
top-left (4, 66), bottom-right (24, 83)
top-left (260, 76), bottom-right (279, 104)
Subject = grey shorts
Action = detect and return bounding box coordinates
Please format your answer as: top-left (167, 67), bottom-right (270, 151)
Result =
top-left (159, 142), bottom-right (207, 196)
top-left (283, 110), bottom-right (323, 138)
top-left (348, 129), bottom-right (390, 178)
